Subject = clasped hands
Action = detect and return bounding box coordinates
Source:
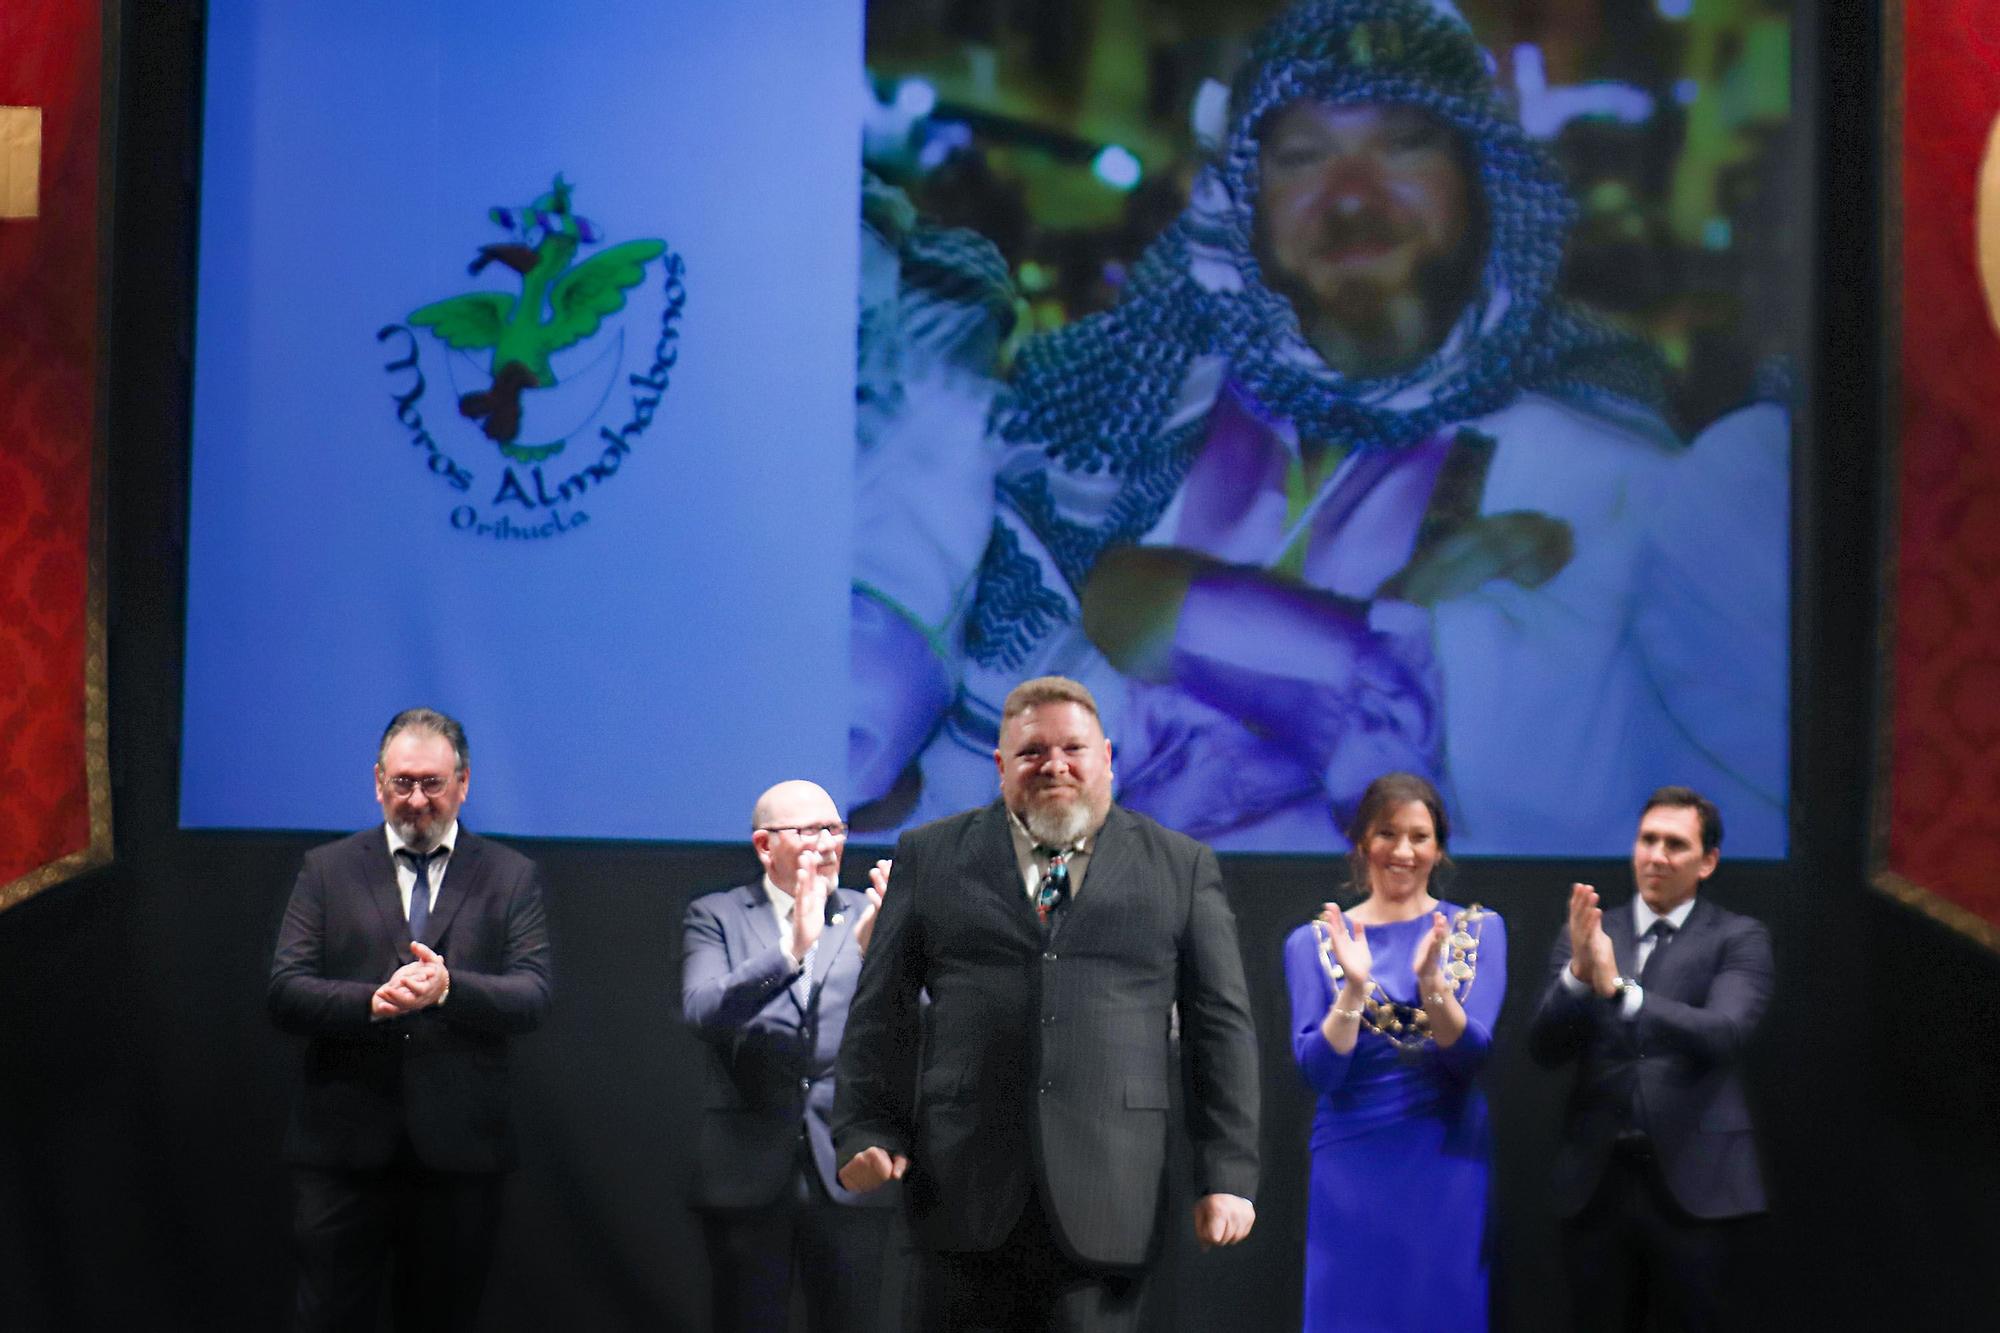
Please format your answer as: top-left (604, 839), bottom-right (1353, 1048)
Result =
top-left (371, 941), bottom-right (448, 1019)
top-left (1564, 882), bottom-right (1622, 998)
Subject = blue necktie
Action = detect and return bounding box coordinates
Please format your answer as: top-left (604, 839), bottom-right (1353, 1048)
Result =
top-left (401, 848), bottom-right (440, 942)
top-left (1638, 919), bottom-right (1675, 982)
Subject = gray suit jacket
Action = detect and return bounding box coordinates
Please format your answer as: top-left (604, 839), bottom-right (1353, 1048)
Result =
top-left (681, 879), bottom-right (894, 1209)
top-left (1528, 895), bottom-right (1773, 1219)
top-left (833, 801), bottom-right (1259, 1267)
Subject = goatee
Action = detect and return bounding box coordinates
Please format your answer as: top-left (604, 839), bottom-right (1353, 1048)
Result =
top-left (393, 819), bottom-right (442, 854)
top-left (1022, 796), bottom-right (1101, 849)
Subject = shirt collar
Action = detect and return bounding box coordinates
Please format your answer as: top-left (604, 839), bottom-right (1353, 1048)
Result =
top-left (1634, 893), bottom-right (1697, 936)
top-left (385, 820), bottom-right (459, 860)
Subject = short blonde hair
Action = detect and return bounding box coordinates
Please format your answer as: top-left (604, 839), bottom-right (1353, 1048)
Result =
top-left (1000, 676), bottom-right (1101, 725)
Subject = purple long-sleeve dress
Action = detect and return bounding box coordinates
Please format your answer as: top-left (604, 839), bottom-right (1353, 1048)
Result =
top-left (1283, 905), bottom-right (1507, 1331)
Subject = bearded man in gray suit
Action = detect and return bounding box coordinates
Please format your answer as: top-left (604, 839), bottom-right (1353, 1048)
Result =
top-left (834, 676), bottom-right (1259, 1332)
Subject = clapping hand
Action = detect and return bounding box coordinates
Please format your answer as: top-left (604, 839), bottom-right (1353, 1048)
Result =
top-left (790, 858), bottom-right (828, 961)
top-left (1317, 902), bottom-right (1373, 994)
top-left (1566, 883), bottom-right (1619, 998)
top-left (1410, 911), bottom-right (1449, 994)
top-left (854, 859), bottom-right (890, 955)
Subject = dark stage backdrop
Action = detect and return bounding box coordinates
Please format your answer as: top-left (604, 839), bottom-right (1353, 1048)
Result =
top-left (0, 5), bottom-right (1996, 1332)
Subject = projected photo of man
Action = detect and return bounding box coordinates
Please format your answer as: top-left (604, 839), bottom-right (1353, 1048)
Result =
top-left (851, 0), bottom-right (1788, 855)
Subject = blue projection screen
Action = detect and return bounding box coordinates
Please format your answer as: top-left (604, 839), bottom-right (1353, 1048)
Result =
top-left (184, 1), bottom-right (1794, 855)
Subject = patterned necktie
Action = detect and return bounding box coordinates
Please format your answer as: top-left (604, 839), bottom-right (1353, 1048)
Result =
top-left (1639, 919), bottom-right (1675, 981)
top-left (399, 847), bottom-right (440, 942)
top-left (1035, 848), bottom-right (1070, 926)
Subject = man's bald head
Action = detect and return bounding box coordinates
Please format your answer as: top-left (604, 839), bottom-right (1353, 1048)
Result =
top-left (751, 780), bottom-right (847, 897)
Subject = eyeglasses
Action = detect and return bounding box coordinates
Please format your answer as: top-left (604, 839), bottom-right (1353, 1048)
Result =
top-left (758, 822), bottom-right (848, 841)
top-left (385, 775), bottom-right (454, 797)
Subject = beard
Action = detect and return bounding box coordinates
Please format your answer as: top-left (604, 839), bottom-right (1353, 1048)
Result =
top-left (1020, 786), bottom-right (1107, 849)
top-left (390, 812), bottom-right (444, 853)
top-left (1266, 233), bottom-right (1482, 378)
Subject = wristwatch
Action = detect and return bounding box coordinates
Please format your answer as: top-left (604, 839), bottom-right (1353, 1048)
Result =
top-left (1611, 976), bottom-right (1640, 1005)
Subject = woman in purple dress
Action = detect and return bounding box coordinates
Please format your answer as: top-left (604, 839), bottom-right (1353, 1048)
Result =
top-left (1283, 773), bottom-right (1507, 1331)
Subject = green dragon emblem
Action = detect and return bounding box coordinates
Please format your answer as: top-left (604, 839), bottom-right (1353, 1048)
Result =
top-left (410, 175), bottom-right (665, 462)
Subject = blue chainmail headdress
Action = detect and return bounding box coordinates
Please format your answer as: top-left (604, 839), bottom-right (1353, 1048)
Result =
top-left (996, 0), bottom-right (1663, 477)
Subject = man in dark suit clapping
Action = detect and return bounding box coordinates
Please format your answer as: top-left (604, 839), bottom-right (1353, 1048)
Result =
top-left (269, 708), bottom-right (552, 1332)
top-left (681, 779), bottom-right (897, 1332)
top-left (1530, 785), bottom-right (1774, 1331)
top-left (834, 676), bottom-right (1260, 1332)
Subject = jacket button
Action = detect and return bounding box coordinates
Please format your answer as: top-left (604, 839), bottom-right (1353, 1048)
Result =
top-left (800, 1078), bottom-right (812, 1091)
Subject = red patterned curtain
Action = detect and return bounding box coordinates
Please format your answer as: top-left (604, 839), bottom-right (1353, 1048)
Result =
top-left (0, 0), bottom-right (109, 911)
top-left (1880, 0), bottom-right (2000, 947)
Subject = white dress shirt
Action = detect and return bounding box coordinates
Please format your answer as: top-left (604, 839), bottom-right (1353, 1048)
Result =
top-left (384, 820), bottom-right (458, 919)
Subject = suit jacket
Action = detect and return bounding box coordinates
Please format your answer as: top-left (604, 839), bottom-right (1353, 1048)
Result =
top-left (1527, 894), bottom-right (1772, 1220)
top-left (681, 879), bottom-right (894, 1210)
top-left (832, 801), bottom-right (1260, 1268)
top-left (268, 827), bottom-right (553, 1173)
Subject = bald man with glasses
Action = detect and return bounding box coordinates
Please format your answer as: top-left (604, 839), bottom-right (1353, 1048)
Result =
top-left (681, 780), bottom-right (898, 1331)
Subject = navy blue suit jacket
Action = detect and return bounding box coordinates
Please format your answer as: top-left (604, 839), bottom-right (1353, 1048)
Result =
top-left (1528, 894), bottom-right (1772, 1220)
top-left (268, 827), bottom-right (553, 1173)
top-left (681, 879), bottom-right (894, 1210)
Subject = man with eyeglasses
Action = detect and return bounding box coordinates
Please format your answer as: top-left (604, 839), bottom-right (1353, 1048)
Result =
top-left (269, 707), bottom-right (552, 1333)
top-left (682, 779), bottom-right (896, 1332)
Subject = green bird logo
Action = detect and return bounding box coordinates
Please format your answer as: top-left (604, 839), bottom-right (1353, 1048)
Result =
top-left (409, 175), bottom-right (665, 458)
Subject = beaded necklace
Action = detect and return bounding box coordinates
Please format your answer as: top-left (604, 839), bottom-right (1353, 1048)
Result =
top-left (1313, 903), bottom-right (1490, 1053)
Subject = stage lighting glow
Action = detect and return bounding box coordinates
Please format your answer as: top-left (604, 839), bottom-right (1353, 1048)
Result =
top-left (894, 78), bottom-right (937, 118)
top-left (1091, 144), bottom-right (1142, 191)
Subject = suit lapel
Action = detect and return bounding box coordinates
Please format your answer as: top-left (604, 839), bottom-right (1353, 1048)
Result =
top-left (1062, 805), bottom-right (1134, 934)
top-left (739, 880), bottom-right (780, 957)
top-left (975, 801), bottom-right (1042, 941)
top-left (1609, 901), bottom-right (1641, 978)
top-left (420, 830), bottom-right (479, 948)
top-left (811, 895), bottom-right (856, 1004)
top-left (1642, 897), bottom-right (1706, 994)
top-left (362, 829), bottom-right (411, 956)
